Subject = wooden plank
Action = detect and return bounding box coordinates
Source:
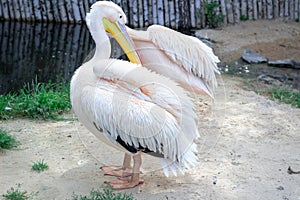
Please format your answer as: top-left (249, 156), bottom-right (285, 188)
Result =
top-left (257, 0), bottom-right (262, 19)
top-left (174, 0), bottom-right (179, 28)
top-left (233, 0), bottom-right (240, 22)
top-left (58, 0), bottom-right (68, 23)
top-left (132, 0), bottom-right (139, 27)
top-left (262, 0), bottom-right (267, 19)
top-left (25, 0), bottom-right (33, 21)
top-left (241, 0), bottom-right (247, 19)
top-left (266, 0), bottom-right (273, 19)
top-left (279, 0), bottom-right (284, 17)
top-left (284, 0), bottom-right (289, 19)
top-left (83, 0), bottom-right (90, 21)
top-left (7, 0), bottom-right (14, 20)
top-left (157, 0), bottom-right (164, 25)
top-left (13, 0), bottom-right (21, 21)
top-left (169, 0), bottom-right (176, 28)
top-left (18, 0), bottom-right (25, 21)
top-left (33, 0), bottom-right (42, 21)
top-left (143, 0), bottom-right (149, 27)
top-left (41, 0), bottom-right (49, 22)
top-left (119, 1), bottom-right (129, 24)
top-left (51, 0), bottom-right (60, 22)
top-left (248, 0), bottom-right (253, 19)
top-left (77, 0), bottom-right (85, 22)
top-left (163, 0), bottom-right (170, 27)
top-left (0, 1), bottom-right (2, 20)
top-left (127, 0), bottom-right (133, 25)
top-left (72, 0), bottom-right (82, 23)
top-left (147, 0), bottom-right (153, 25)
top-left (138, 0), bottom-right (144, 27)
top-left (65, 0), bottom-right (74, 23)
top-left (46, 0), bottom-right (54, 22)
top-left (253, 0), bottom-right (258, 20)
top-left (273, 0), bottom-right (279, 18)
top-left (226, 0), bottom-right (234, 23)
top-left (290, 0), bottom-right (295, 19)
top-left (295, 0), bottom-right (299, 20)
top-left (189, 0), bottom-right (196, 27)
top-left (152, 0), bottom-right (158, 24)
top-left (220, 0), bottom-right (227, 25)
top-left (194, 0), bottom-right (201, 28)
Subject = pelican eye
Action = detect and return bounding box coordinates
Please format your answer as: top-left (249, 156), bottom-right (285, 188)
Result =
top-left (119, 15), bottom-right (122, 19)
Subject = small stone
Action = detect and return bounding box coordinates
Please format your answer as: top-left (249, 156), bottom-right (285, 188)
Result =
top-left (212, 176), bottom-right (217, 185)
top-left (268, 59), bottom-right (300, 69)
top-left (277, 186), bottom-right (284, 191)
top-left (4, 106), bottom-right (12, 111)
top-left (242, 49), bottom-right (268, 64)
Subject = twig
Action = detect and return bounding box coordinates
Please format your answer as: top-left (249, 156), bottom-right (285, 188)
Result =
top-left (287, 166), bottom-right (300, 174)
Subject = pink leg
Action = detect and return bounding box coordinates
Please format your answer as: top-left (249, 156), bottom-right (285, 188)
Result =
top-left (107, 153), bottom-right (144, 190)
top-left (100, 153), bottom-right (132, 177)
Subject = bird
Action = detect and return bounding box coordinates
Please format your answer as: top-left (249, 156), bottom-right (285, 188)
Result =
top-left (70, 1), bottom-right (219, 190)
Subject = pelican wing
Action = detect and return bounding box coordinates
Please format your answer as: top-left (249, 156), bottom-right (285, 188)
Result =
top-left (83, 59), bottom-right (199, 174)
top-left (147, 25), bottom-right (220, 89)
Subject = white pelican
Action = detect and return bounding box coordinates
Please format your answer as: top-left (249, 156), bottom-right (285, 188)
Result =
top-left (71, 1), bottom-right (219, 189)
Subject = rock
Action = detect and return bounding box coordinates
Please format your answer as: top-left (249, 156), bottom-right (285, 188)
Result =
top-left (212, 175), bottom-right (217, 185)
top-left (194, 32), bottom-right (216, 48)
top-left (257, 74), bottom-right (286, 85)
top-left (276, 186), bottom-right (284, 191)
top-left (268, 59), bottom-right (300, 69)
top-left (242, 49), bottom-right (268, 64)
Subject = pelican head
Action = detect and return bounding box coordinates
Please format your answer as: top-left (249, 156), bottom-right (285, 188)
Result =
top-left (86, 1), bottom-right (141, 64)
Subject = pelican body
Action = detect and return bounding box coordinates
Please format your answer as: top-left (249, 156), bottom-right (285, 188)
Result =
top-left (70, 1), bottom-right (219, 189)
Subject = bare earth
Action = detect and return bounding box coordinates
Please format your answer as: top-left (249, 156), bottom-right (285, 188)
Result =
top-left (1, 20), bottom-right (300, 200)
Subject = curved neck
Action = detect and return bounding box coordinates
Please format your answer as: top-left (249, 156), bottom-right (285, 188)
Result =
top-left (89, 15), bottom-right (111, 62)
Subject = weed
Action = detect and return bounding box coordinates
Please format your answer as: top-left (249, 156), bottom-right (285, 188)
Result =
top-left (269, 87), bottom-right (300, 108)
top-left (2, 184), bottom-right (35, 200)
top-left (71, 186), bottom-right (134, 200)
top-left (0, 128), bottom-right (17, 150)
top-left (240, 15), bottom-right (249, 21)
top-left (31, 160), bottom-right (49, 172)
top-left (0, 80), bottom-right (71, 120)
top-left (204, 1), bottom-right (223, 28)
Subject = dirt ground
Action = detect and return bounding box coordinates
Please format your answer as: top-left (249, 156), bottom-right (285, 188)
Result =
top-left (1, 19), bottom-right (300, 200)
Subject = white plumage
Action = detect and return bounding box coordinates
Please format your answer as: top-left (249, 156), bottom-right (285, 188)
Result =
top-left (70, 1), bottom-right (219, 189)
top-left (127, 25), bottom-right (220, 97)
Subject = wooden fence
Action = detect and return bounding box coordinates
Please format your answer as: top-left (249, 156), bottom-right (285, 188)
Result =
top-left (0, 20), bottom-right (127, 94)
top-left (0, 0), bottom-right (299, 28)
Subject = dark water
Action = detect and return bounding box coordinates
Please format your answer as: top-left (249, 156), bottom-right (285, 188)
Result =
top-left (0, 21), bottom-right (95, 94)
top-left (0, 21), bottom-right (125, 95)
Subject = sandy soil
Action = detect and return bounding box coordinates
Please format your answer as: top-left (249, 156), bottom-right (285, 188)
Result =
top-left (197, 19), bottom-right (300, 62)
top-left (1, 20), bottom-right (300, 200)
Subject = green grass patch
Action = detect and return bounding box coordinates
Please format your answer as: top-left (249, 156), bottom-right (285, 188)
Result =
top-left (269, 87), bottom-right (300, 108)
top-left (0, 81), bottom-right (71, 120)
top-left (2, 184), bottom-right (35, 200)
top-left (0, 128), bottom-right (18, 150)
top-left (240, 15), bottom-right (249, 21)
top-left (31, 160), bottom-right (49, 172)
top-left (71, 186), bottom-right (134, 200)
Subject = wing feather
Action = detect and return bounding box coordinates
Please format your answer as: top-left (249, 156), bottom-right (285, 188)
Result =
top-left (147, 25), bottom-right (220, 89)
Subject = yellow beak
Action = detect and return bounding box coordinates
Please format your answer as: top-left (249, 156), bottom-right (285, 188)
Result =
top-left (102, 18), bottom-right (141, 65)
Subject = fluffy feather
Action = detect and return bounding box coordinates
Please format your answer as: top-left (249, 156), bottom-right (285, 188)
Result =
top-left (127, 25), bottom-right (220, 97)
top-left (86, 59), bottom-right (199, 175)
